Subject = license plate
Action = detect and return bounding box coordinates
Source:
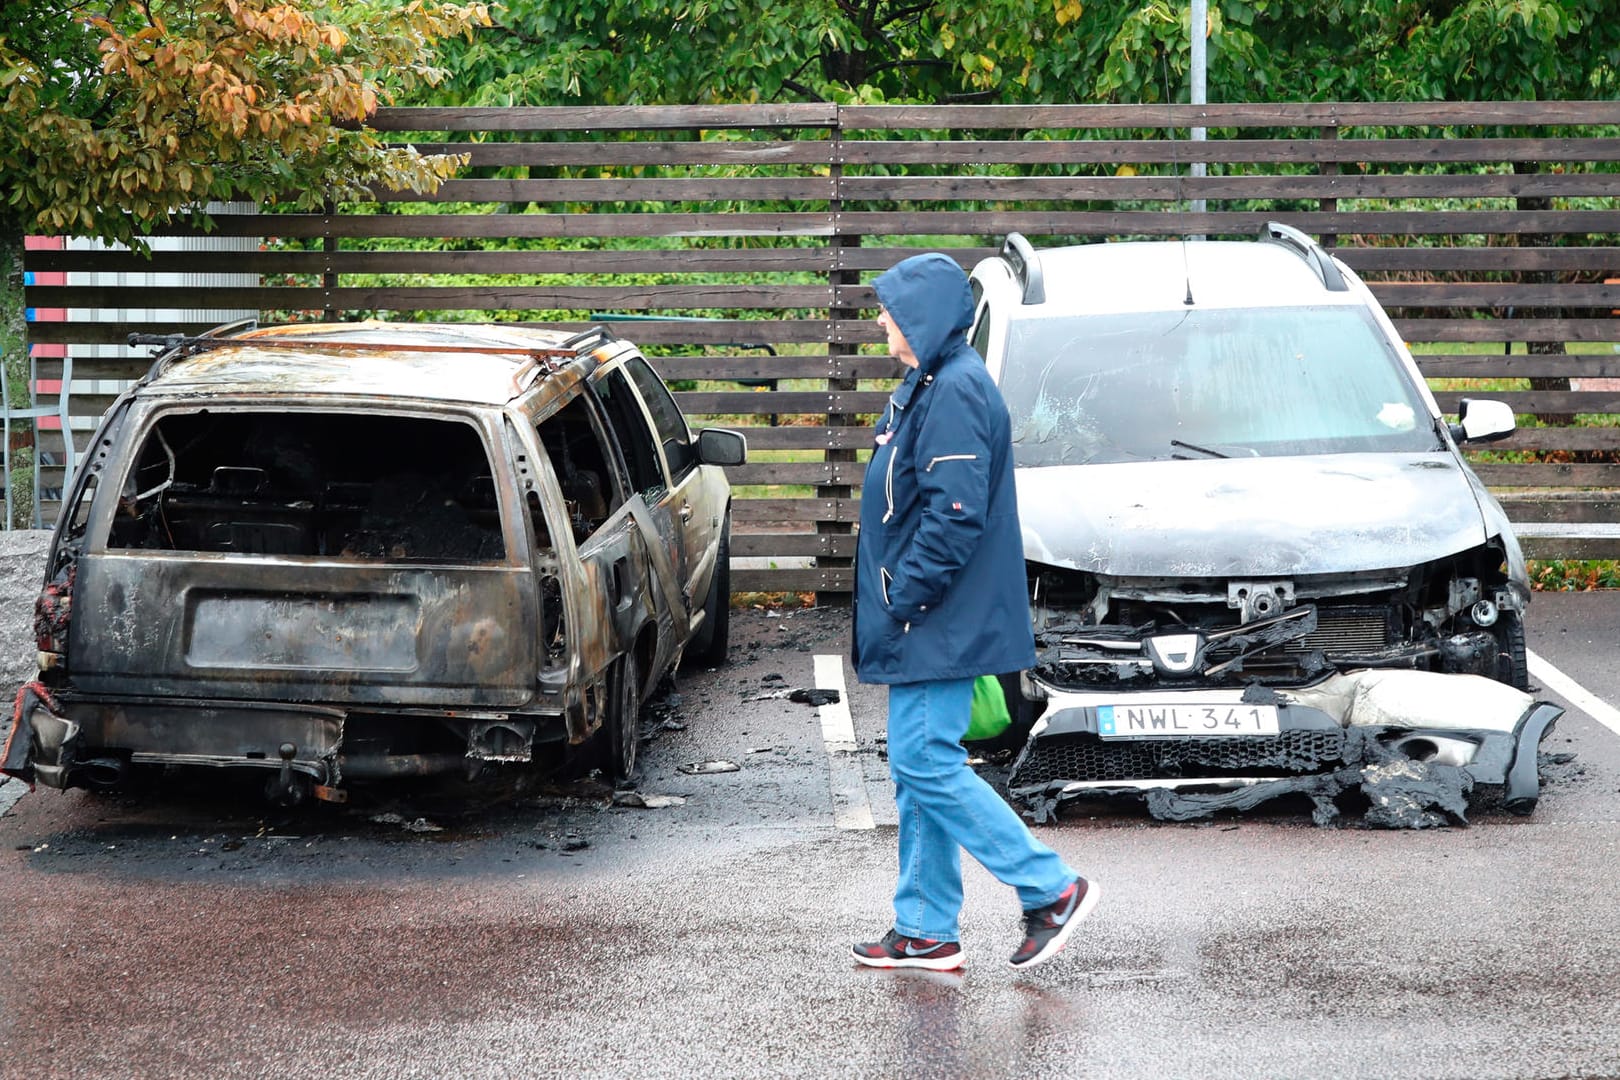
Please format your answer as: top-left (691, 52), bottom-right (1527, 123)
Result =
top-left (1097, 702), bottom-right (1280, 739)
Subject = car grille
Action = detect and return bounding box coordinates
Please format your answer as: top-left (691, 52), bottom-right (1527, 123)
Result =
top-left (1008, 729), bottom-right (1349, 787)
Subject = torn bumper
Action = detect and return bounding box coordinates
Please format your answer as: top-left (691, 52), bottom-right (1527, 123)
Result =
top-left (1007, 669), bottom-right (1562, 825)
top-left (3, 688), bottom-right (570, 793)
top-left (3, 687), bottom-right (346, 790)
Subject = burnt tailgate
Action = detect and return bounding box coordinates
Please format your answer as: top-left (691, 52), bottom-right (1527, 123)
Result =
top-left (67, 554), bottom-right (537, 707)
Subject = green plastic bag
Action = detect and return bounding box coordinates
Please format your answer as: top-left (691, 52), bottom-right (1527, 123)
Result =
top-left (964, 674), bottom-right (1012, 742)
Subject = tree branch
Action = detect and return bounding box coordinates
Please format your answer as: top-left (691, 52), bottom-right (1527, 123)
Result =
top-left (778, 77), bottom-right (828, 102)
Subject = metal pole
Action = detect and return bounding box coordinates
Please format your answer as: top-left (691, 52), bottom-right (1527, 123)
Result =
top-left (1189, 0), bottom-right (1207, 221)
top-left (2, 371), bottom-right (11, 530)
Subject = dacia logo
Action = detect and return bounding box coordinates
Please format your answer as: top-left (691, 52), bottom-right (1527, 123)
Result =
top-left (1145, 633), bottom-right (1202, 675)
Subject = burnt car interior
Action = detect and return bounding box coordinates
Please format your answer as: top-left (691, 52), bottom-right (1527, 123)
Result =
top-left (106, 411), bottom-right (506, 561)
top-left (534, 394), bottom-right (625, 544)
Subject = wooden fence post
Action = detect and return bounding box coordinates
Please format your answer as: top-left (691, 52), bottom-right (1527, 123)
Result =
top-left (820, 113), bottom-right (859, 604)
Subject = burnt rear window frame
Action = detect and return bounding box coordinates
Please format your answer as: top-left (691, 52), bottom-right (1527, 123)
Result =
top-left (99, 404), bottom-right (513, 563)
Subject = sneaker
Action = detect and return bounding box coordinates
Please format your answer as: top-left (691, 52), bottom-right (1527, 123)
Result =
top-left (852, 929), bottom-right (965, 971)
top-left (1008, 876), bottom-right (1099, 970)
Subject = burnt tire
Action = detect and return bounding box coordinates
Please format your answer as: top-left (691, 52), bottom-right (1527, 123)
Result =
top-left (602, 652), bottom-right (642, 782)
top-left (1495, 609), bottom-right (1529, 692)
top-left (684, 514), bottom-right (731, 670)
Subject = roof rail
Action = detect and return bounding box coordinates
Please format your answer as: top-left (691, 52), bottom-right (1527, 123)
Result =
top-left (1000, 232), bottom-right (1046, 305)
top-left (1259, 222), bottom-right (1347, 292)
top-left (128, 320), bottom-right (603, 396)
top-left (507, 325), bottom-right (617, 394)
top-left (559, 324), bottom-right (617, 351)
top-left (130, 318), bottom-right (260, 383)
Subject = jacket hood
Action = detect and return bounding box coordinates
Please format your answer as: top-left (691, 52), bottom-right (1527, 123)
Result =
top-left (872, 253), bottom-right (974, 374)
top-left (1015, 453), bottom-right (1495, 577)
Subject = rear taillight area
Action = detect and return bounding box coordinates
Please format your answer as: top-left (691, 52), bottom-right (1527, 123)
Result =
top-left (34, 566), bottom-right (74, 660)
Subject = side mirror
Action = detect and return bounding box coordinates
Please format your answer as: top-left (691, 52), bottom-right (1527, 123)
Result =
top-left (696, 427), bottom-right (747, 466)
top-left (1449, 398), bottom-right (1516, 444)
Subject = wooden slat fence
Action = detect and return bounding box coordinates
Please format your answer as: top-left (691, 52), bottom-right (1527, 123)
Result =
top-left (23, 101), bottom-right (1620, 591)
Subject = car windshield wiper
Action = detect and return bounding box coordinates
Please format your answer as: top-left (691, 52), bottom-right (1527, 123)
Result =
top-left (1170, 438), bottom-right (1230, 459)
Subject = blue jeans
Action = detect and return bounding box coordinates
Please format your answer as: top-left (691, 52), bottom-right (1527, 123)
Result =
top-left (887, 677), bottom-right (1076, 942)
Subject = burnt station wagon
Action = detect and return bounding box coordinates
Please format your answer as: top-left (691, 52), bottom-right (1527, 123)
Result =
top-left (2, 321), bottom-right (744, 803)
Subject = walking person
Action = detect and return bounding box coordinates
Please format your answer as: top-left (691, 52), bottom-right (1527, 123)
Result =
top-left (850, 252), bottom-right (1099, 972)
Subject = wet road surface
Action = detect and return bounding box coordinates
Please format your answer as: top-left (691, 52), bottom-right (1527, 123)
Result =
top-left (2, 596), bottom-right (1619, 1079)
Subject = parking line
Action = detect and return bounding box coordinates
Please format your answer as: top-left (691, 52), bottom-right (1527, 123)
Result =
top-left (813, 654), bottom-right (875, 831)
top-left (1528, 649), bottom-right (1620, 739)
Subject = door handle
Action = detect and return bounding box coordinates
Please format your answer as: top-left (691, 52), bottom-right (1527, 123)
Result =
top-left (678, 502), bottom-right (694, 523)
top-left (611, 556), bottom-right (629, 607)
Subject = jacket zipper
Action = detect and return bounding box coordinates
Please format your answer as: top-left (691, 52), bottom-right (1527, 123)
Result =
top-left (880, 396), bottom-right (903, 523)
top-left (883, 443), bottom-right (898, 523)
top-left (926, 453), bottom-right (977, 471)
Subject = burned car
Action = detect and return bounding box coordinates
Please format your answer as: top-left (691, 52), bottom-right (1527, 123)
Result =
top-left (967, 225), bottom-right (1562, 825)
top-left (2, 321), bottom-right (744, 802)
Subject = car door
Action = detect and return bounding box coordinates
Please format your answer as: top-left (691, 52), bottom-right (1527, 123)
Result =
top-left (620, 353), bottom-right (723, 624)
top-left (588, 361), bottom-right (688, 668)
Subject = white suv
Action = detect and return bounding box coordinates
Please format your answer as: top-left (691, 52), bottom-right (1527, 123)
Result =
top-left (968, 224), bottom-right (1562, 826)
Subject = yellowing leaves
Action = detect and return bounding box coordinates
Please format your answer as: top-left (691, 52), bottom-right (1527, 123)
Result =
top-left (1054, 0), bottom-right (1084, 27)
top-left (6, 0), bottom-right (481, 248)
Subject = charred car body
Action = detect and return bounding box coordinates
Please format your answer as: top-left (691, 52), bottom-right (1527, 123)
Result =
top-left (967, 226), bottom-right (1562, 825)
top-left (2, 321), bottom-right (744, 802)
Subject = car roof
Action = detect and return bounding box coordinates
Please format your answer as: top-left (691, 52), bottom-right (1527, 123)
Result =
top-left (990, 239), bottom-right (1365, 317)
top-left (136, 322), bottom-right (603, 407)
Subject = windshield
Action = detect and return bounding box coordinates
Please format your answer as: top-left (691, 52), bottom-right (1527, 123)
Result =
top-left (999, 306), bottom-right (1443, 466)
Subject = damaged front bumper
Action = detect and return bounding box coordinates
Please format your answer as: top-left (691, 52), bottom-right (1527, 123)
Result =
top-left (1007, 669), bottom-right (1562, 827)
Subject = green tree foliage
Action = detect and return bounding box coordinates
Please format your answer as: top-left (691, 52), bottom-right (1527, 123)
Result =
top-left (427, 0), bottom-right (1084, 105)
top-left (423, 0), bottom-right (1619, 107)
top-left (0, 0), bottom-right (491, 523)
top-left (0, 0), bottom-right (493, 248)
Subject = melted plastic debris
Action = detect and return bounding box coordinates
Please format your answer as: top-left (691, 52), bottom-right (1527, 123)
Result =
top-left (1359, 759), bottom-right (1472, 829)
top-left (678, 760), bottom-right (740, 775)
top-left (611, 790), bottom-right (687, 809)
top-left (742, 686), bottom-right (841, 706)
top-left (369, 812), bottom-right (444, 833)
top-left (1016, 727), bottom-right (1478, 829)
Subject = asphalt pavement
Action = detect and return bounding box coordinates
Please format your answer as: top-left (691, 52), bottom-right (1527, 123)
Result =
top-left (1, 594), bottom-right (1618, 1079)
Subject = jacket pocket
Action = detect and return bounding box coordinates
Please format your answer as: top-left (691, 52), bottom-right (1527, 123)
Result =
top-left (878, 567), bottom-right (911, 633)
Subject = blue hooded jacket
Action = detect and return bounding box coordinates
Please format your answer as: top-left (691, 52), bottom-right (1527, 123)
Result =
top-left (852, 253), bottom-right (1037, 685)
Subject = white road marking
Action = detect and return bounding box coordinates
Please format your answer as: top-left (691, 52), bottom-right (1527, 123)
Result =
top-left (814, 654), bottom-right (875, 831)
top-left (1529, 649), bottom-right (1620, 739)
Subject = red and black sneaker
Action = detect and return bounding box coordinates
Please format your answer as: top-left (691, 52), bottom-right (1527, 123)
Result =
top-left (1008, 876), bottom-right (1099, 970)
top-left (852, 929), bottom-right (965, 971)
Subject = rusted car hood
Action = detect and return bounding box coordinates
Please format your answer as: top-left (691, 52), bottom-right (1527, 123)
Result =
top-left (1015, 452), bottom-right (1490, 576)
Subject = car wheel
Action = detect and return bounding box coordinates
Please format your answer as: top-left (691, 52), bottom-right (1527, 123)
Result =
top-left (1494, 609), bottom-right (1529, 692)
top-left (684, 513), bottom-right (731, 670)
top-left (602, 651), bottom-right (642, 781)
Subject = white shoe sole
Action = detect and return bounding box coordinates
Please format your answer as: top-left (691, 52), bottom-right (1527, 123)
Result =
top-left (852, 949), bottom-right (966, 972)
top-left (1009, 878), bottom-right (1100, 970)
